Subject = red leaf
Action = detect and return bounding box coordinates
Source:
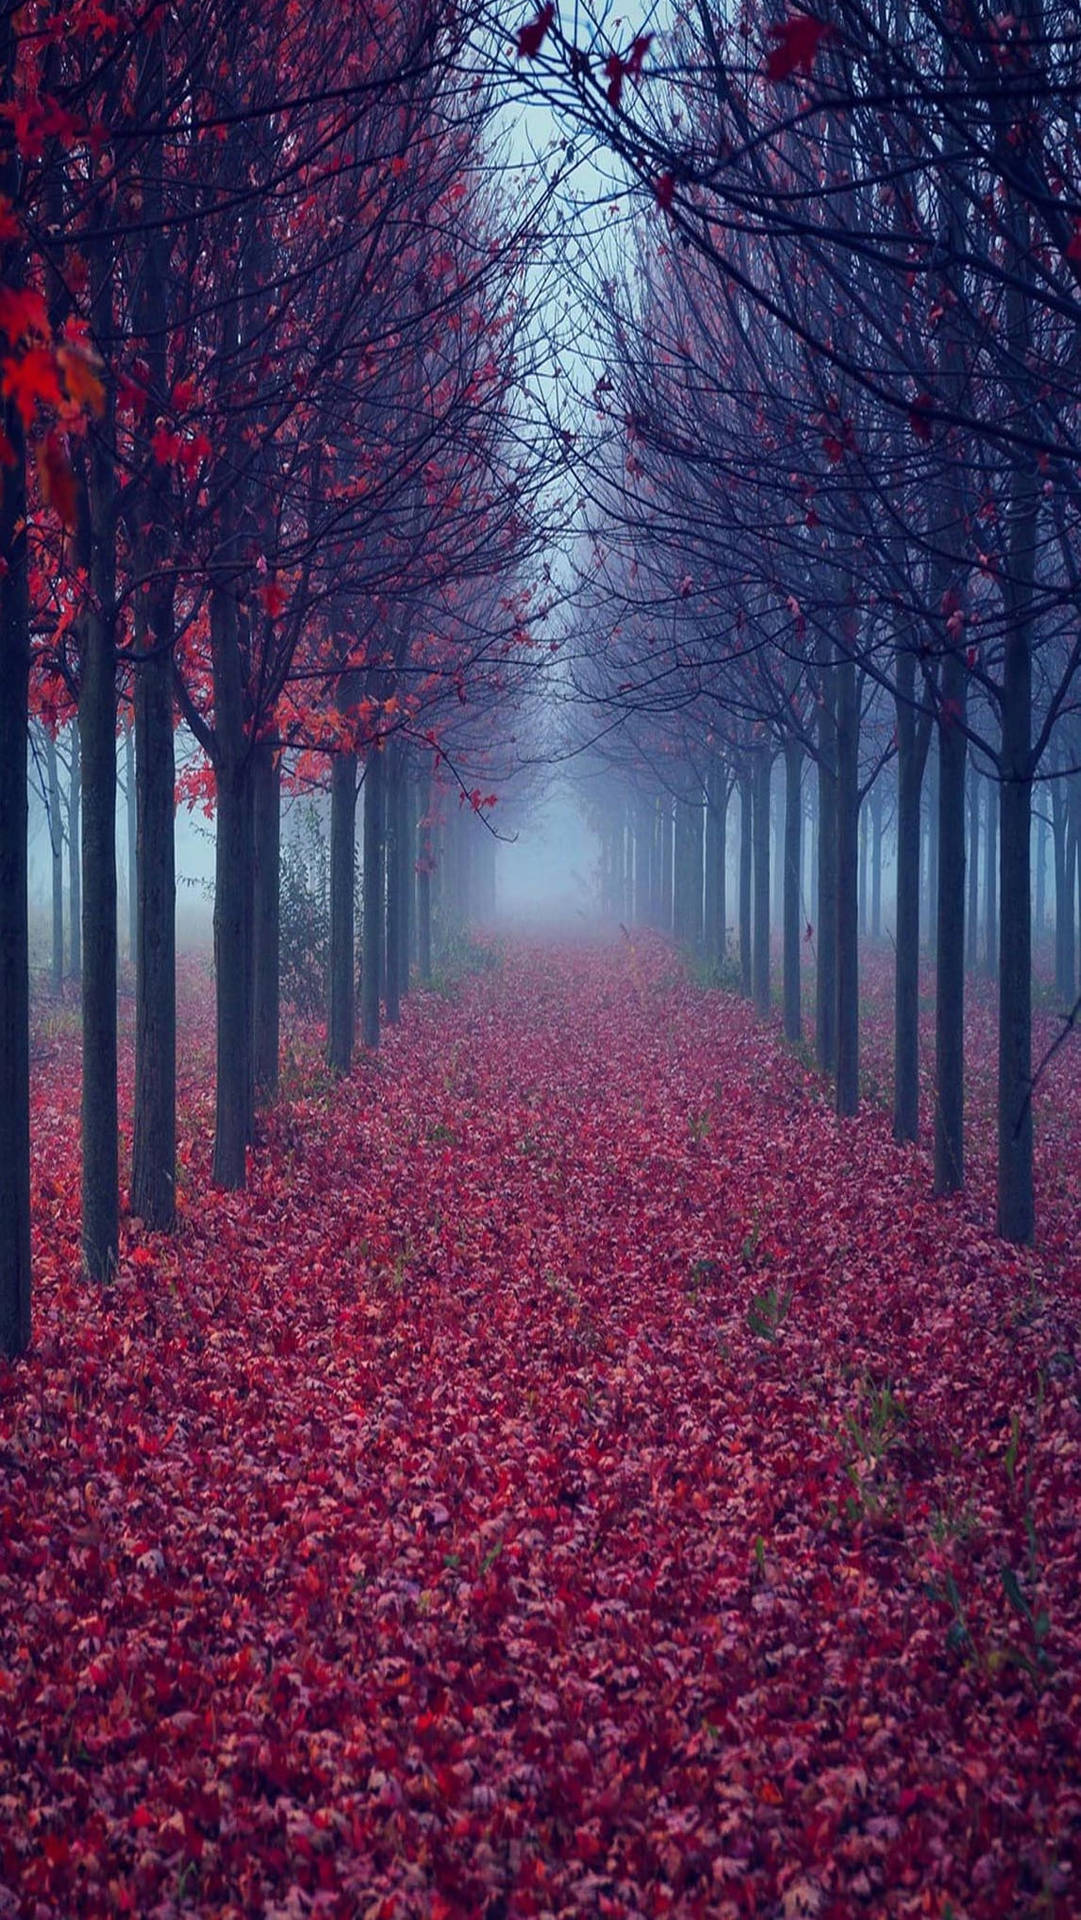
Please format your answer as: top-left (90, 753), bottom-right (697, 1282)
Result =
top-left (604, 53), bottom-right (625, 107)
top-left (0, 286), bottom-right (48, 346)
top-left (36, 430), bottom-right (78, 529)
top-left (654, 172), bottom-right (675, 211)
top-left (765, 12), bottom-right (833, 80)
top-left (516, 3), bottom-right (554, 57)
top-left (4, 346), bottom-right (62, 426)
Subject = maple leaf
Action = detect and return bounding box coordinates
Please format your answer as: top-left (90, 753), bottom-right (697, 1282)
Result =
top-left (4, 346), bottom-right (63, 426)
top-left (0, 286), bottom-right (48, 346)
top-left (36, 430), bottom-right (79, 530)
top-left (516, 3), bottom-right (554, 57)
top-left (765, 11), bottom-right (834, 80)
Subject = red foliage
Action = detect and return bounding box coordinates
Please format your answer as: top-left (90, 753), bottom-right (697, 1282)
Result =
top-left (2, 941), bottom-right (1079, 1916)
top-left (765, 13), bottom-right (834, 82)
top-left (515, 5), bottom-right (555, 60)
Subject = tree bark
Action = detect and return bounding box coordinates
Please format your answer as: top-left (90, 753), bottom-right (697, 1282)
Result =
top-left (123, 715), bottom-right (137, 962)
top-left (362, 745), bottom-right (385, 1049)
top-left (130, 16), bottom-right (177, 1229)
top-left (46, 727), bottom-right (63, 995)
top-left (835, 641), bottom-right (860, 1117)
top-left (738, 768), bottom-right (752, 998)
top-left (385, 745), bottom-right (403, 1025)
top-left (783, 735), bottom-right (802, 1044)
top-left (251, 739), bottom-right (280, 1099)
top-left (933, 657), bottom-right (966, 1196)
top-left (894, 636), bottom-right (931, 1142)
top-left (80, 228), bottom-right (119, 1282)
top-left (417, 767), bottom-right (432, 982)
top-left (816, 646), bottom-right (838, 1079)
top-left (130, 586), bottom-right (176, 1229)
top-left (67, 720), bottom-right (81, 981)
top-left (212, 749), bottom-right (253, 1188)
top-left (327, 746), bottom-right (358, 1072)
top-left (753, 747), bottom-right (771, 1013)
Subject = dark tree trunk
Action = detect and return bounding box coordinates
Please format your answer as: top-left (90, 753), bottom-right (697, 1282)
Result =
top-left (251, 740), bottom-right (280, 1099)
top-left (362, 746), bottom-right (385, 1049)
top-left (864, 798), bottom-right (871, 940)
top-left (933, 657), bottom-right (967, 1197)
top-left (46, 727), bottom-right (63, 995)
top-left (327, 747), bottom-right (357, 1072)
top-left (130, 587), bottom-right (176, 1230)
top-left (417, 768), bottom-right (432, 983)
top-left (753, 748), bottom-right (771, 1014)
top-left (925, 738), bottom-right (939, 959)
top-left (705, 762), bottom-right (727, 965)
top-left (212, 751), bottom-right (253, 1188)
top-left (399, 763), bottom-right (414, 999)
top-left (966, 765), bottom-right (980, 969)
top-left (80, 227), bottom-right (119, 1282)
top-left (68, 720), bottom-right (81, 981)
top-left (385, 746), bottom-right (403, 1026)
top-left (894, 639), bottom-right (931, 1144)
top-left (783, 735), bottom-right (802, 1044)
top-left (123, 716), bottom-right (137, 962)
top-left (871, 780), bottom-right (884, 941)
top-left (835, 645), bottom-right (860, 1117)
top-left (816, 646), bottom-right (838, 1078)
top-left (738, 768), bottom-right (752, 998)
top-left (660, 795), bottom-right (673, 932)
top-left (983, 772), bottom-right (998, 978)
top-left (131, 18), bottom-right (177, 1230)
top-left (1052, 773), bottom-right (1073, 997)
top-left (0, 145), bottom-right (31, 1353)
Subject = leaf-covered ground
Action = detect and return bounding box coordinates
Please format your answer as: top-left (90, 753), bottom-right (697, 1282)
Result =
top-left (2, 938), bottom-right (1080, 1919)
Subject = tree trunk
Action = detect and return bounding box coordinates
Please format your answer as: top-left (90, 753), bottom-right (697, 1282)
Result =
top-left (385, 746), bottom-right (403, 1026)
top-left (816, 646), bottom-right (838, 1079)
top-left (738, 768), bottom-right (752, 998)
top-left (362, 745), bottom-right (384, 1049)
top-left (327, 747), bottom-right (357, 1072)
top-left (705, 762), bottom-right (727, 965)
top-left (966, 764), bottom-right (980, 969)
top-left (123, 714), bottom-right (137, 962)
top-left (933, 657), bottom-right (967, 1197)
top-left (68, 720), bottom-right (81, 981)
top-left (783, 735), bottom-right (802, 1044)
top-left (835, 643), bottom-right (860, 1117)
top-left (659, 795), bottom-right (673, 932)
top-left (251, 740), bottom-right (280, 1099)
top-left (130, 586), bottom-right (176, 1230)
top-left (80, 228), bottom-right (119, 1282)
top-left (46, 727), bottom-right (63, 995)
top-left (212, 753), bottom-right (253, 1188)
top-left (983, 772), bottom-right (998, 978)
top-left (871, 779), bottom-right (884, 941)
top-left (753, 747), bottom-right (771, 1013)
top-left (0, 123), bottom-right (31, 1352)
top-left (130, 16), bottom-right (177, 1229)
top-left (417, 767), bottom-right (432, 983)
top-left (893, 638), bottom-right (930, 1143)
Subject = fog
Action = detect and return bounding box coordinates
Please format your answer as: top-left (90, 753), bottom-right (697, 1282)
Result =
top-left (495, 784), bottom-right (602, 930)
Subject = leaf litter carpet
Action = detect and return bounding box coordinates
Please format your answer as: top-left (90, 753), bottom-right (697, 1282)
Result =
top-left (2, 938), bottom-right (1079, 1918)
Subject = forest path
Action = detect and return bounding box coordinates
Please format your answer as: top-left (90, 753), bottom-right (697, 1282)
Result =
top-left (4, 936), bottom-right (1079, 1917)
